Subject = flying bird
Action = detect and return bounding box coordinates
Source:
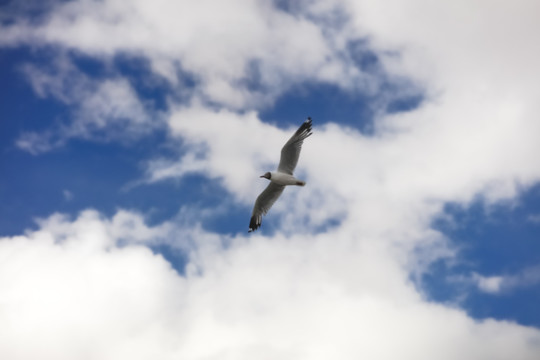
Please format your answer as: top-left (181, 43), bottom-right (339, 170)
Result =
top-left (249, 117), bottom-right (313, 232)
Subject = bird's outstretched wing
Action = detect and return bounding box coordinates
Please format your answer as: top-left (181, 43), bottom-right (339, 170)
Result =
top-left (277, 117), bottom-right (313, 175)
top-left (249, 182), bottom-right (285, 232)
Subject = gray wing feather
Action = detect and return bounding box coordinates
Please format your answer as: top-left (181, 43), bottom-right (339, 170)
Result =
top-left (248, 182), bottom-right (285, 232)
top-left (277, 117), bottom-right (313, 175)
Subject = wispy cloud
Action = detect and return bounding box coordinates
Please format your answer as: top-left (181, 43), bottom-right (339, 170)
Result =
top-left (527, 214), bottom-right (540, 224)
top-left (0, 0), bottom-right (388, 110)
top-left (16, 57), bottom-right (162, 154)
top-left (471, 273), bottom-right (505, 294)
top-left (471, 266), bottom-right (540, 295)
top-left (62, 190), bottom-right (73, 202)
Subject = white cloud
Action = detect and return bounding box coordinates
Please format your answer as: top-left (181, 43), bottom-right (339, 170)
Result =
top-left (16, 58), bottom-right (161, 153)
top-left (2, 0), bottom-right (540, 358)
top-left (472, 273), bottom-right (505, 294)
top-left (110, 0), bottom-right (540, 217)
top-left (2, 0), bottom-right (392, 153)
top-left (15, 130), bottom-right (60, 155)
top-left (1, 210), bottom-right (539, 359)
top-left (149, 104), bottom-right (289, 200)
top-left (470, 266), bottom-right (540, 295)
top-left (0, 0), bottom-right (391, 109)
top-left (0, 211), bottom-right (184, 360)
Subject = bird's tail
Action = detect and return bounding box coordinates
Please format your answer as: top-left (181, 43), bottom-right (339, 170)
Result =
top-left (296, 180), bottom-right (306, 186)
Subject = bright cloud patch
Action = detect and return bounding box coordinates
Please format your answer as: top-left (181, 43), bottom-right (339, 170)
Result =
top-left (472, 273), bottom-right (505, 294)
top-left (1, 210), bottom-right (540, 359)
top-left (471, 266), bottom-right (540, 295)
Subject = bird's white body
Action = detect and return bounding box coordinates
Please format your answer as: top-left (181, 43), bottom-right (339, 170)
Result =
top-left (269, 172), bottom-right (305, 186)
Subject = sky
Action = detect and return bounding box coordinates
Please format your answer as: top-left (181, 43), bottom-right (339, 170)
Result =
top-left (1, 0), bottom-right (540, 359)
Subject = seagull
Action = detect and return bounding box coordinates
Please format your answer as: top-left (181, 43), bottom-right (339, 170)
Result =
top-left (248, 117), bottom-right (313, 232)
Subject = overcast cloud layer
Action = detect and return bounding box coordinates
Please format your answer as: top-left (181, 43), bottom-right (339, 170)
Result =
top-left (1, 0), bottom-right (540, 359)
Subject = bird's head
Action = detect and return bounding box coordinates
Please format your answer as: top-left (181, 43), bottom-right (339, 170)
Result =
top-left (260, 172), bottom-right (271, 180)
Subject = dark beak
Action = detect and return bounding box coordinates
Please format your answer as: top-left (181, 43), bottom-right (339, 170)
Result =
top-left (259, 175), bottom-right (265, 178)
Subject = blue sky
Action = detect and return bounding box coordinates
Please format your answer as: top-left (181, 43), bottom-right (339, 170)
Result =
top-left (1, 1), bottom-right (540, 359)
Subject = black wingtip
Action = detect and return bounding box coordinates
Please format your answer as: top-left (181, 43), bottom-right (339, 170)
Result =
top-left (248, 216), bottom-right (261, 233)
top-left (296, 117), bottom-right (313, 134)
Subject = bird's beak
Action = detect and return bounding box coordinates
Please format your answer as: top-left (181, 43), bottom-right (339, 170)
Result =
top-left (259, 174), bottom-right (265, 178)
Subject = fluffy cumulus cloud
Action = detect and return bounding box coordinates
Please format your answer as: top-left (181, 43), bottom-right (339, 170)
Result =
top-left (1, 210), bottom-right (540, 360)
top-left (2, 0), bottom-right (540, 359)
